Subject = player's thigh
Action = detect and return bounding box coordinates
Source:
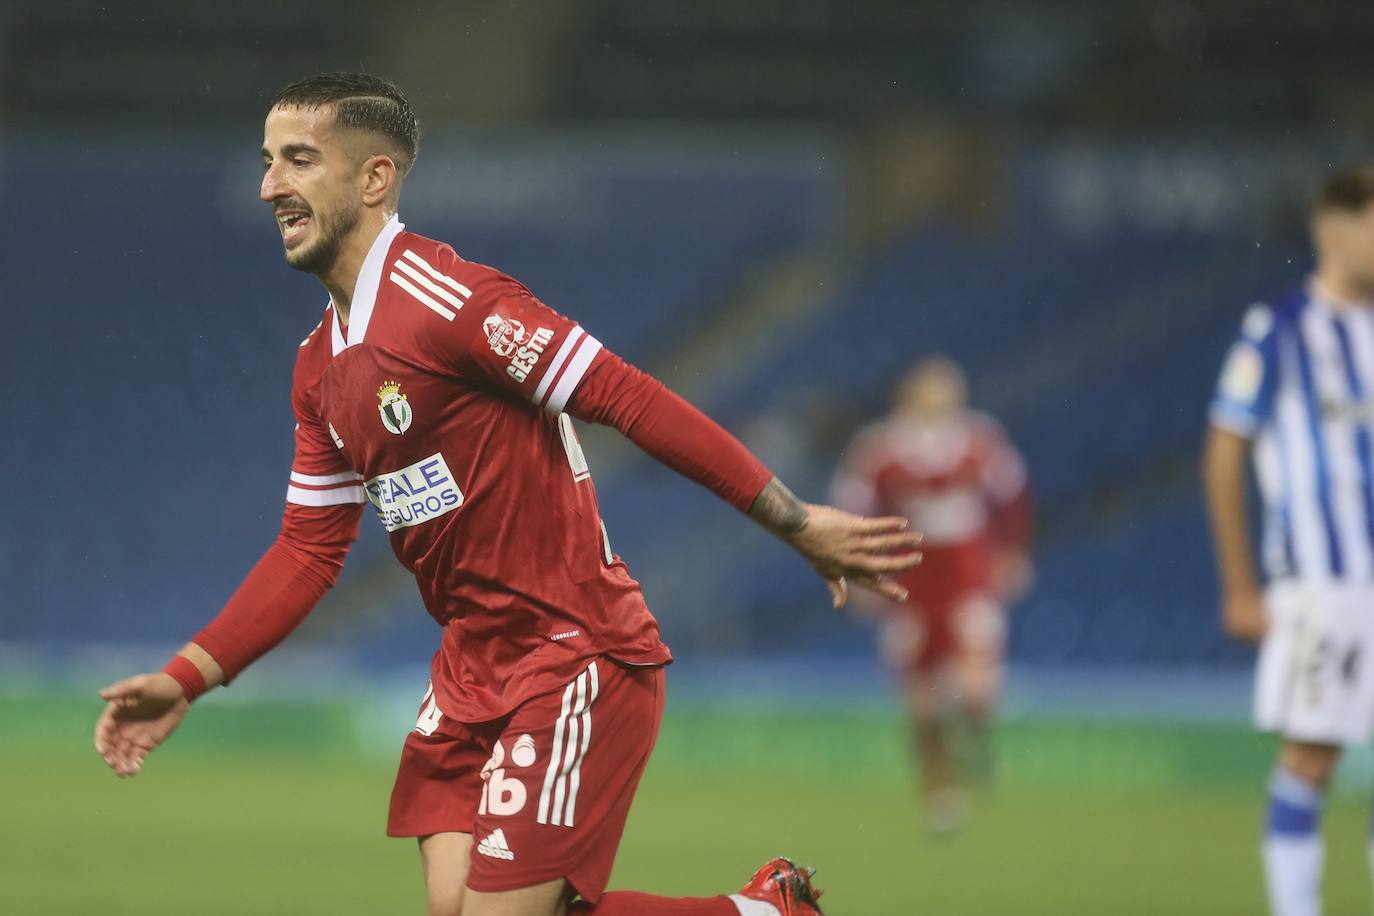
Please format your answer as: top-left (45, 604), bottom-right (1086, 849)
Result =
top-left (881, 610), bottom-right (928, 675)
top-left (420, 832), bottom-right (474, 916)
top-left (1279, 739), bottom-right (1343, 787)
top-left (904, 667), bottom-right (943, 722)
top-left (462, 878), bottom-right (571, 916)
top-left (951, 595), bottom-right (1005, 669)
top-left (466, 659), bottom-right (664, 905)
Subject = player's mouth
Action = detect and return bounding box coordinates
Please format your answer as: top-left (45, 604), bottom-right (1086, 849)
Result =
top-left (276, 209), bottom-right (313, 246)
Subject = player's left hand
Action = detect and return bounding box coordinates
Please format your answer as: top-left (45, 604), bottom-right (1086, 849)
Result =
top-left (94, 673), bottom-right (189, 778)
top-left (787, 504), bottom-right (923, 608)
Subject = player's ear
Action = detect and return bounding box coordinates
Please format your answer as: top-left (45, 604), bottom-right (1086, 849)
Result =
top-left (360, 154), bottom-right (397, 208)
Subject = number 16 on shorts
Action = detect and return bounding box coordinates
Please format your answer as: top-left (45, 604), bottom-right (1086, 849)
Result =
top-left (480, 734), bottom-right (538, 817)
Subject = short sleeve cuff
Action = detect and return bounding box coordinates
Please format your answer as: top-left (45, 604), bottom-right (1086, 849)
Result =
top-left (1208, 402), bottom-right (1259, 438)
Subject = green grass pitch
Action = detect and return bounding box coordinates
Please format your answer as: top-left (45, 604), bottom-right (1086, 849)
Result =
top-left (3, 694), bottom-right (1371, 914)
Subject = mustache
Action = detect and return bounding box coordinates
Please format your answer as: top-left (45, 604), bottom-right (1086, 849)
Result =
top-left (273, 198), bottom-right (312, 215)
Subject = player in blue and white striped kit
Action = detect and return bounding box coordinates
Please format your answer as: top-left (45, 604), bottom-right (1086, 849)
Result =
top-left (1204, 164), bottom-right (1374, 916)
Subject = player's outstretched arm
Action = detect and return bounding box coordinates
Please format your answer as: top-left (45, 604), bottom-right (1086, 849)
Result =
top-left (564, 351), bottom-right (921, 606)
top-left (748, 477), bottom-right (923, 608)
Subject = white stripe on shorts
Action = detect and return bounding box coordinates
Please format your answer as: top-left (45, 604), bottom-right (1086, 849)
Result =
top-left (564, 661), bottom-right (600, 827)
top-left (537, 676), bottom-right (578, 825)
top-left (536, 661), bottom-right (598, 827)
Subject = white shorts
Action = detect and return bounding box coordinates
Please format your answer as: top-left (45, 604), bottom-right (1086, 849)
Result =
top-left (1255, 580), bottom-right (1374, 745)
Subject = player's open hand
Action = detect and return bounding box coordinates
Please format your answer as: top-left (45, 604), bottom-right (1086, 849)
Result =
top-left (94, 673), bottom-right (189, 778)
top-left (1221, 588), bottom-right (1268, 644)
top-left (788, 504), bottom-right (924, 608)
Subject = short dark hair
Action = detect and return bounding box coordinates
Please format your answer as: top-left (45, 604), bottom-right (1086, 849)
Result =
top-left (269, 72), bottom-right (420, 177)
top-left (1314, 164), bottom-right (1374, 215)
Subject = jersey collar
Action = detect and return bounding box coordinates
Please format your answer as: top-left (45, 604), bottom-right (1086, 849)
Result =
top-left (330, 213), bottom-right (406, 356)
top-left (1309, 276), bottom-right (1374, 314)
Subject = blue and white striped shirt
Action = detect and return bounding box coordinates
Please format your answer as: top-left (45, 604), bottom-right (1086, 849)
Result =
top-left (1211, 281), bottom-right (1374, 582)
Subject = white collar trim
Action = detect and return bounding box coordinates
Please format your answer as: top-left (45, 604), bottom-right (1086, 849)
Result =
top-left (331, 214), bottom-right (405, 356)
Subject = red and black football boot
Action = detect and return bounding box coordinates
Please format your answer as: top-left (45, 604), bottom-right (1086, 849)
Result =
top-left (734, 856), bottom-right (825, 915)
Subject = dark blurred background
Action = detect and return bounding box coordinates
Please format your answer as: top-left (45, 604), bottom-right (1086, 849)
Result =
top-left (4, 3), bottom-right (1374, 913)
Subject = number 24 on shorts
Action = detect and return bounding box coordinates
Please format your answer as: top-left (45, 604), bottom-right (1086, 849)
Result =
top-left (1303, 637), bottom-right (1362, 705)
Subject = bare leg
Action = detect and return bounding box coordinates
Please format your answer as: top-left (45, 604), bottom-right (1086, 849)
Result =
top-left (908, 672), bottom-right (967, 833)
top-left (952, 595), bottom-right (1007, 785)
top-left (419, 832), bottom-right (473, 916)
top-left (462, 878), bottom-right (571, 916)
top-left (1263, 740), bottom-right (1342, 916)
top-left (1279, 740), bottom-right (1341, 788)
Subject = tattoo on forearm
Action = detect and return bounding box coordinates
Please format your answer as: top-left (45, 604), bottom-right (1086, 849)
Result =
top-left (748, 477), bottom-right (808, 536)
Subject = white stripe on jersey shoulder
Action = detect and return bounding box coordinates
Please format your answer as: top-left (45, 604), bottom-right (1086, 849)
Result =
top-left (393, 258), bottom-right (465, 310)
top-left (286, 483), bottom-right (365, 506)
top-left (331, 214), bottom-right (406, 357)
top-left (299, 317), bottom-right (324, 348)
top-left (1241, 302), bottom-right (1275, 341)
top-left (401, 249), bottom-right (473, 298)
top-left (386, 248), bottom-right (471, 321)
top-left (389, 270), bottom-right (457, 321)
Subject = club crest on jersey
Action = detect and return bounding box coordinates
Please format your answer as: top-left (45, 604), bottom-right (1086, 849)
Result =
top-left (377, 380), bottom-right (413, 435)
top-left (483, 313), bottom-right (528, 358)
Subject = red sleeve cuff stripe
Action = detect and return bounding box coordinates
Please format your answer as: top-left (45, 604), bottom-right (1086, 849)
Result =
top-left (286, 484), bottom-right (365, 506)
top-left (162, 655), bottom-right (209, 702)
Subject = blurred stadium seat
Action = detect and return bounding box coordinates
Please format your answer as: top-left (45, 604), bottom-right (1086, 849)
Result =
top-left (17, 5), bottom-right (1374, 913)
top-left (2, 129), bottom-right (1324, 675)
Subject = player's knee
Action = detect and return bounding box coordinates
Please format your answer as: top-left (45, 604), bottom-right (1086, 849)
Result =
top-left (426, 873), bottom-right (467, 916)
top-left (957, 658), bottom-right (1001, 708)
top-left (1279, 740), bottom-right (1342, 787)
top-left (960, 690), bottom-right (994, 723)
top-left (419, 833), bottom-right (471, 916)
top-left (953, 596), bottom-right (1005, 657)
top-left (906, 678), bottom-right (941, 721)
top-left (461, 887), bottom-right (567, 916)
top-left (427, 888), bottom-right (466, 916)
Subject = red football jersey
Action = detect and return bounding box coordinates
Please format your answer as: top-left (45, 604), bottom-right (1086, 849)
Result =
top-left (287, 217), bottom-right (671, 722)
top-left (832, 411), bottom-right (1029, 592)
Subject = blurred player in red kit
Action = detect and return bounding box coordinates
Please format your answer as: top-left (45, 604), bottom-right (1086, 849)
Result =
top-left (832, 356), bottom-right (1032, 833)
top-left (91, 73), bottom-right (922, 916)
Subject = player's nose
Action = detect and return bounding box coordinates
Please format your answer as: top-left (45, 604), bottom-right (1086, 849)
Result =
top-left (259, 164), bottom-right (290, 202)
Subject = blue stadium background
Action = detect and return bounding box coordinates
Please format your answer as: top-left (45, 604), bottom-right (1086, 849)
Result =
top-left (2, 128), bottom-right (1343, 680)
top-left (16, 6), bottom-right (1374, 912)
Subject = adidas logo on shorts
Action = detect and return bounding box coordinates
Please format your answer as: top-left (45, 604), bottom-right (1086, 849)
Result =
top-left (477, 828), bottom-right (516, 861)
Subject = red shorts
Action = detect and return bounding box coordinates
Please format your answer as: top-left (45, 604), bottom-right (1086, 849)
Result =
top-left (886, 545), bottom-right (1004, 675)
top-left (882, 592), bottom-right (1005, 676)
top-left (387, 658), bottom-right (664, 902)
